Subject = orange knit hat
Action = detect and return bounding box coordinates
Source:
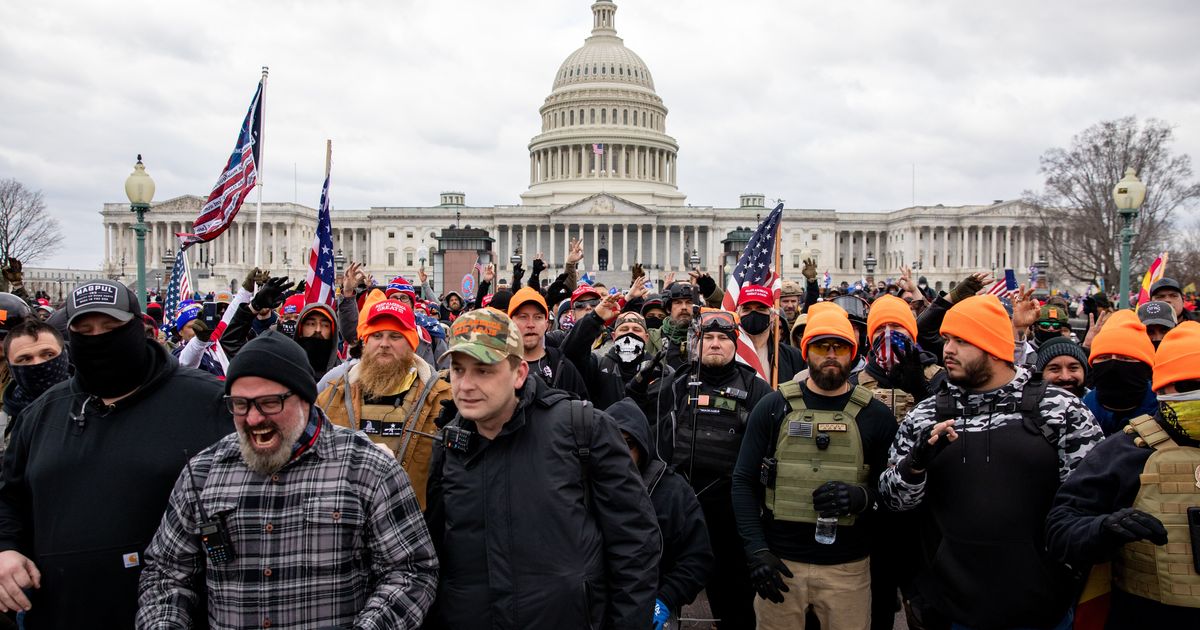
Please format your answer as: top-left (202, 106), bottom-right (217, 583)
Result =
top-left (940, 295), bottom-right (1014, 362)
top-left (800, 303), bottom-right (858, 360)
top-left (1152, 320), bottom-right (1200, 392)
top-left (1088, 310), bottom-right (1154, 366)
top-left (867, 294), bottom-right (917, 341)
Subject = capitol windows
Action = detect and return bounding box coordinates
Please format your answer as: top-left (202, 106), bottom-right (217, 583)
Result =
top-left (388, 231), bottom-right (395, 239)
top-left (611, 108), bottom-right (617, 123)
top-left (406, 252), bottom-right (414, 267)
top-left (570, 111), bottom-right (575, 125)
top-left (388, 252), bottom-right (395, 267)
top-left (601, 109), bottom-right (606, 124)
top-left (590, 109), bottom-right (595, 123)
top-left (623, 110), bottom-right (628, 124)
top-left (406, 231), bottom-right (413, 239)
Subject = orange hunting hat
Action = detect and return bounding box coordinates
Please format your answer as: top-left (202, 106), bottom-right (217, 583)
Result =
top-left (800, 303), bottom-right (858, 360)
top-left (940, 295), bottom-right (1014, 362)
top-left (1088, 310), bottom-right (1154, 367)
top-left (1152, 321), bottom-right (1200, 392)
top-left (867, 294), bottom-right (917, 341)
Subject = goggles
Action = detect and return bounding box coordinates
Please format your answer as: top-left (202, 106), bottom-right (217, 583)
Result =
top-left (699, 310), bottom-right (737, 334)
top-left (572, 299), bottom-right (600, 310)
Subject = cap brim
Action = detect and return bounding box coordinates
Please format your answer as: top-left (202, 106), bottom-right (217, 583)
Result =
top-left (439, 342), bottom-right (511, 365)
top-left (1142, 317), bottom-right (1177, 330)
top-left (68, 307), bottom-right (135, 326)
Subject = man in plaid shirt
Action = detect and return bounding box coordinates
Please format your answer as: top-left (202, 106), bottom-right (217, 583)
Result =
top-left (137, 330), bottom-right (439, 629)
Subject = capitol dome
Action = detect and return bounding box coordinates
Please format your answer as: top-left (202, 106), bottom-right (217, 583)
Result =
top-left (521, 0), bottom-right (685, 207)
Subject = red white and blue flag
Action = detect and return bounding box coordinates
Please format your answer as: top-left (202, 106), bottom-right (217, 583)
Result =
top-left (722, 202), bottom-right (784, 382)
top-left (160, 249), bottom-right (192, 334)
top-left (178, 79), bottom-right (264, 249)
top-left (985, 269), bottom-right (1019, 299)
top-left (304, 173), bottom-right (336, 306)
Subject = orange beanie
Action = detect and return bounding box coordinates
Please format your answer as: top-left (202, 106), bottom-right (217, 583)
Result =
top-left (1088, 310), bottom-right (1154, 366)
top-left (867, 294), bottom-right (918, 341)
top-left (800, 303), bottom-right (858, 360)
top-left (1152, 320), bottom-right (1200, 392)
top-left (940, 295), bottom-right (1014, 362)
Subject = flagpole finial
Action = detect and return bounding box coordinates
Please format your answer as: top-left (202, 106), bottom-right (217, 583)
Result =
top-left (261, 65), bottom-right (269, 77)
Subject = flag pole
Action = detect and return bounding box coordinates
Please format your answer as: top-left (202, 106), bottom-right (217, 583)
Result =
top-left (325, 139), bottom-right (332, 179)
top-left (254, 65), bottom-right (269, 268)
top-left (771, 216), bottom-right (783, 389)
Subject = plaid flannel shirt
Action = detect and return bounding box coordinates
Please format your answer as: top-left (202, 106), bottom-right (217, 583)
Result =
top-left (136, 409), bottom-right (438, 629)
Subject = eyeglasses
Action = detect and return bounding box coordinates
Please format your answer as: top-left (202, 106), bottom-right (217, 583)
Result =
top-left (224, 391), bottom-right (295, 416)
top-left (808, 340), bottom-right (852, 357)
top-left (699, 311), bottom-right (737, 333)
top-left (572, 299), bottom-right (600, 310)
top-left (1036, 321), bottom-right (1065, 331)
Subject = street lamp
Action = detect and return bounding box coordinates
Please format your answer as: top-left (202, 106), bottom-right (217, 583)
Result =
top-left (1113, 167), bottom-right (1146, 309)
top-left (689, 248), bottom-right (700, 269)
top-left (335, 249), bottom-right (347, 275)
top-left (510, 246), bottom-right (522, 267)
top-left (124, 155), bottom-right (155, 305)
top-left (864, 251), bottom-right (877, 285)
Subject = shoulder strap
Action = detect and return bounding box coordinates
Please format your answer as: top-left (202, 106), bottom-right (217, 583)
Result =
top-left (1127, 414), bottom-right (1178, 450)
top-left (396, 375), bottom-right (443, 462)
top-left (934, 385), bottom-right (957, 422)
top-left (778, 380), bottom-right (805, 412)
top-left (1019, 375), bottom-right (1055, 445)
top-left (844, 385), bottom-right (873, 418)
top-left (569, 400), bottom-right (595, 507)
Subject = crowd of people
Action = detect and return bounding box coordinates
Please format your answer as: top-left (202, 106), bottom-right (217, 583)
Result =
top-left (0, 246), bottom-right (1195, 630)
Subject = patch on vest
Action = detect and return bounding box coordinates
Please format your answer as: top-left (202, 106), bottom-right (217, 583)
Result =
top-left (817, 422), bottom-right (848, 432)
top-left (788, 421), bottom-right (814, 438)
top-left (1195, 464), bottom-right (1200, 489)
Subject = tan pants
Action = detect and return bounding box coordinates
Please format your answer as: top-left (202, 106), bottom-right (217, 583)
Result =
top-left (753, 556), bottom-right (871, 630)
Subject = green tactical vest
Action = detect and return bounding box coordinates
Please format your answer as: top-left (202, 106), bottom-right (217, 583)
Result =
top-left (765, 381), bottom-right (873, 525)
top-left (1113, 415), bottom-right (1200, 608)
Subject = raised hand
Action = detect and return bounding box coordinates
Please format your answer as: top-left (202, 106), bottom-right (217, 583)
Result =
top-left (595, 294), bottom-right (621, 321)
top-left (628, 274), bottom-right (649, 301)
top-left (567, 238), bottom-right (585, 265)
top-left (1011, 284), bottom-right (1039, 333)
top-left (801, 258), bottom-right (817, 281)
top-left (482, 263), bottom-right (496, 282)
top-left (341, 262), bottom-right (363, 296)
top-left (418, 266), bottom-right (428, 284)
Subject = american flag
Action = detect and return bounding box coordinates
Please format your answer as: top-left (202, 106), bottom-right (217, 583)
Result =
top-left (303, 173), bottom-right (336, 306)
top-left (178, 80), bottom-right (264, 249)
top-left (985, 269), bottom-right (1018, 299)
top-left (592, 143), bottom-right (604, 155)
top-left (160, 249), bottom-right (192, 334)
top-left (722, 202), bottom-right (784, 382)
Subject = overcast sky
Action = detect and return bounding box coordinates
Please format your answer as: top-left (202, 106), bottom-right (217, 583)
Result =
top-left (3, 0), bottom-right (1199, 269)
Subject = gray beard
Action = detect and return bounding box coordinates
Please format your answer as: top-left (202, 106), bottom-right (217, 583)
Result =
top-left (236, 408), bottom-right (308, 475)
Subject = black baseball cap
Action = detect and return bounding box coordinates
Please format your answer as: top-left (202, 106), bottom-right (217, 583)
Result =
top-left (66, 280), bottom-right (141, 325)
top-left (1150, 278), bottom-right (1182, 296)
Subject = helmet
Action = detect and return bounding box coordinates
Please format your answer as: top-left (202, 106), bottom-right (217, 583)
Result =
top-left (0, 293), bottom-right (33, 337)
top-left (830, 295), bottom-right (869, 325)
top-left (640, 293), bottom-right (665, 314)
top-left (665, 282), bottom-right (696, 304)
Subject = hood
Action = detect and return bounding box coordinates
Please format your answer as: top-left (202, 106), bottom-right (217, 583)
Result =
top-left (296, 302), bottom-right (341, 372)
top-left (606, 397), bottom-right (654, 468)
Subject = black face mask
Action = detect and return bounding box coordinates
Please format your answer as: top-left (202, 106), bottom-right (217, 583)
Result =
top-left (69, 318), bottom-right (152, 397)
top-left (10, 352), bottom-right (70, 400)
top-left (1091, 360), bottom-right (1152, 411)
top-left (277, 319), bottom-right (298, 337)
top-left (645, 316), bottom-right (663, 330)
top-left (741, 311), bottom-right (771, 336)
top-left (1034, 328), bottom-right (1063, 346)
top-left (295, 336), bottom-right (333, 375)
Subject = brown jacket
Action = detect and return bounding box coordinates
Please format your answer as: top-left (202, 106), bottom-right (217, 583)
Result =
top-left (316, 356), bottom-right (451, 509)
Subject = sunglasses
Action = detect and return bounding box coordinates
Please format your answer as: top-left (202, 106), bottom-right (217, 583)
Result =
top-left (573, 299), bottom-right (600, 310)
top-left (224, 391), bottom-right (295, 416)
top-left (1036, 321), bottom-right (1065, 331)
top-left (809, 340), bottom-right (852, 357)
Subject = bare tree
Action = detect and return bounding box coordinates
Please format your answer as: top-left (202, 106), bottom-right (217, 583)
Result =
top-left (1024, 117), bottom-right (1200, 289)
top-left (0, 179), bottom-right (62, 265)
top-left (1173, 218), bottom-right (1200, 292)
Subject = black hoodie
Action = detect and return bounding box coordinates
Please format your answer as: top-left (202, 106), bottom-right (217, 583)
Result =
top-left (0, 341), bottom-right (233, 629)
top-left (606, 398), bottom-right (713, 613)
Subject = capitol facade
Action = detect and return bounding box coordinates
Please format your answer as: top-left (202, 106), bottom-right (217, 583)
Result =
top-left (98, 0), bottom-right (1048, 298)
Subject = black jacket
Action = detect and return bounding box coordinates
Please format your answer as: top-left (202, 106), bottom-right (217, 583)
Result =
top-left (607, 399), bottom-right (712, 613)
top-left (424, 377), bottom-right (661, 629)
top-left (562, 312), bottom-right (672, 416)
top-left (1045, 423), bottom-right (1200, 628)
top-left (0, 342), bottom-right (233, 630)
top-left (526, 345), bottom-right (590, 400)
top-left (915, 293), bottom-right (955, 363)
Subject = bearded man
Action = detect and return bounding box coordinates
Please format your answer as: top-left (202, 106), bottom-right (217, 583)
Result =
top-left (317, 299), bottom-right (451, 510)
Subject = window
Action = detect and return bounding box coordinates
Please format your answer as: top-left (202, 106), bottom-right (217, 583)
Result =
top-left (601, 109), bottom-right (606, 124)
top-left (388, 252), bottom-right (395, 266)
top-left (406, 231), bottom-right (413, 239)
top-left (388, 231), bottom-right (395, 239)
top-left (406, 252), bottom-right (414, 266)
top-left (793, 254), bottom-right (801, 269)
top-left (812, 233), bottom-right (819, 241)
top-left (570, 110), bottom-right (575, 125)
top-left (623, 109), bottom-right (628, 124)
top-left (590, 109), bottom-right (595, 124)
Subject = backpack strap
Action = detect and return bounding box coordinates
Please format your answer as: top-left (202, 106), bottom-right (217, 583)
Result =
top-left (1018, 374), bottom-right (1055, 445)
top-left (396, 375), bottom-right (443, 463)
top-left (933, 384), bottom-right (957, 423)
top-left (569, 400), bottom-right (595, 508)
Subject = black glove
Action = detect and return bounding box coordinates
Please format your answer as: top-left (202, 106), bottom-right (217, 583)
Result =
top-left (812, 481), bottom-right (870, 517)
top-left (696, 274), bottom-right (716, 298)
top-left (889, 349), bottom-right (929, 400)
top-left (512, 263), bottom-right (525, 287)
top-left (626, 350), bottom-right (667, 396)
top-left (906, 423), bottom-right (953, 472)
top-left (251, 276), bottom-right (294, 311)
top-left (748, 550), bottom-right (793, 603)
top-left (1102, 508), bottom-right (1168, 546)
top-left (531, 258), bottom-right (547, 275)
top-left (193, 327), bottom-right (214, 343)
top-left (949, 275), bottom-right (984, 304)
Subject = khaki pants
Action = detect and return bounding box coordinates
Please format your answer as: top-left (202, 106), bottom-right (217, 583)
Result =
top-left (753, 556), bottom-right (871, 630)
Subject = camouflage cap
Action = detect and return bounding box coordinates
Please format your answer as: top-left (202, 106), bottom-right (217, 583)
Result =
top-left (1037, 304), bottom-right (1069, 324)
top-left (440, 308), bottom-right (523, 364)
top-left (781, 279), bottom-right (803, 297)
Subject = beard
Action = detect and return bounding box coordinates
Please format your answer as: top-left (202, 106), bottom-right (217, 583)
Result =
top-left (808, 356), bottom-right (850, 391)
top-left (947, 353), bottom-right (992, 389)
top-left (701, 353), bottom-right (729, 368)
top-left (237, 407), bottom-right (308, 475)
top-left (1052, 378), bottom-right (1086, 398)
top-left (357, 346), bottom-right (416, 399)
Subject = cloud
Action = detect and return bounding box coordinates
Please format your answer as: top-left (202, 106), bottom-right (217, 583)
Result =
top-left (2, 0), bottom-right (1198, 268)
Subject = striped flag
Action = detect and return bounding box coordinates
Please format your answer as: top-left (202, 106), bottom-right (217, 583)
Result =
top-left (984, 269), bottom-right (1018, 299)
top-left (592, 143), bottom-right (604, 155)
top-left (178, 79), bottom-right (264, 249)
top-left (160, 249), bottom-right (192, 334)
top-left (722, 202), bottom-right (784, 382)
top-left (1135, 252), bottom-right (1168, 306)
top-left (304, 173), bottom-right (337, 306)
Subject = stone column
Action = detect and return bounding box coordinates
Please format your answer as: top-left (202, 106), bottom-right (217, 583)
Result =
top-left (621, 224), bottom-right (629, 271)
top-left (635, 224), bottom-right (642, 266)
top-left (651, 224), bottom-right (658, 270)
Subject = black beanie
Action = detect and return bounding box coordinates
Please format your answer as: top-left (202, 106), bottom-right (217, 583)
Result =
top-left (224, 330), bottom-right (318, 403)
top-left (1035, 336), bottom-right (1090, 376)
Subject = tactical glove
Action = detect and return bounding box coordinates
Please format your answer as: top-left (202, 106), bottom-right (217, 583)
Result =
top-left (696, 273), bottom-right (716, 298)
top-left (1102, 508), bottom-right (1168, 546)
top-left (242, 267), bottom-right (269, 293)
top-left (191, 322), bottom-right (214, 343)
top-left (748, 550), bottom-right (793, 603)
top-left (889, 349), bottom-right (930, 400)
top-left (532, 257), bottom-right (547, 275)
top-left (905, 423), bottom-right (953, 472)
top-left (949, 274), bottom-right (984, 304)
top-left (812, 481), bottom-right (871, 517)
top-left (626, 350), bottom-right (666, 397)
top-left (295, 279), bottom-right (307, 294)
top-left (801, 258), bottom-right (817, 281)
top-left (251, 277), bottom-right (294, 311)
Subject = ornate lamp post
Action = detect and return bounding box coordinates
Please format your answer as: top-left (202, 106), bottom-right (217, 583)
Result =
top-left (510, 246), bottom-right (522, 267)
top-left (689, 248), bottom-right (700, 269)
top-left (335, 249), bottom-right (347, 275)
top-left (864, 251), bottom-right (878, 286)
top-left (124, 155), bottom-right (155, 304)
top-left (1112, 167), bottom-right (1147, 309)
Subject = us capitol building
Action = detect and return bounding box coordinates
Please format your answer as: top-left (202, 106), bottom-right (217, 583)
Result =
top-left (95, 0), bottom-right (1047, 299)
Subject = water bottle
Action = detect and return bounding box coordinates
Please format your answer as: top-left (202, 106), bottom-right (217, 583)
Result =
top-left (815, 516), bottom-right (837, 544)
